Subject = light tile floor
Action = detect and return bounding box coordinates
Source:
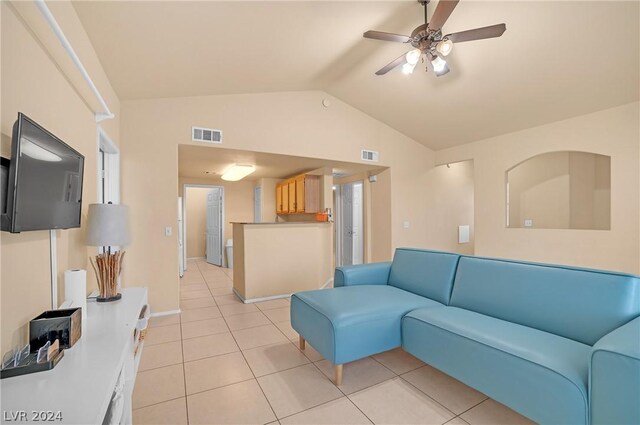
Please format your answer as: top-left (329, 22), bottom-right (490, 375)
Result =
top-left (133, 258), bottom-right (536, 425)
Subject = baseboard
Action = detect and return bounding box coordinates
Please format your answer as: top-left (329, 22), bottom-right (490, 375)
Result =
top-left (187, 256), bottom-right (205, 260)
top-left (234, 278), bottom-right (332, 304)
top-left (320, 277), bottom-right (334, 289)
top-left (234, 288), bottom-right (291, 304)
top-left (151, 309), bottom-right (181, 317)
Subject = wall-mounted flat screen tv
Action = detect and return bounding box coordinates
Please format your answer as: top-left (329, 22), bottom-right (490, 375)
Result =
top-left (1, 113), bottom-right (84, 233)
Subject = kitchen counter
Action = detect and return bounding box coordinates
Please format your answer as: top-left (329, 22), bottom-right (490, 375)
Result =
top-left (232, 222), bottom-right (333, 302)
top-left (230, 221), bottom-right (331, 225)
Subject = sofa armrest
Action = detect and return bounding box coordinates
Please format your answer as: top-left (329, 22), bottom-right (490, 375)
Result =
top-left (334, 262), bottom-right (392, 287)
top-left (590, 316), bottom-right (640, 425)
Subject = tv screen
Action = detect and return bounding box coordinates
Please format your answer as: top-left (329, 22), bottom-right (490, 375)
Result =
top-left (2, 113), bottom-right (84, 233)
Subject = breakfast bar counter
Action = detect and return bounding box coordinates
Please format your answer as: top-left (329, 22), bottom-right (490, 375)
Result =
top-left (232, 222), bottom-right (333, 302)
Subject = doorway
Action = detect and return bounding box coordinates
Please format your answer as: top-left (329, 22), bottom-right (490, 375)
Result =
top-left (335, 181), bottom-right (364, 266)
top-left (182, 185), bottom-right (225, 270)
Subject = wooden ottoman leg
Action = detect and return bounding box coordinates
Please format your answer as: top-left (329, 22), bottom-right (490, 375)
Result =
top-left (334, 364), bottom-right (343, 386)
top-left (299, 335), bottom-right (306, 350)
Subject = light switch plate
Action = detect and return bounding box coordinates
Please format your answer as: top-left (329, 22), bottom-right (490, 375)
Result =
top-left (524, 219), bottom-right (533, 227)
top-left (165, 226), bottom-right (173, 236)
top-left (458, 225), bottom-right (470, 244)
top-left (403, 221), bottom-right (410, 229)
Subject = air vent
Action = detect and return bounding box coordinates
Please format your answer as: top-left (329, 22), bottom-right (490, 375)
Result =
top-left (192, 126), bottom-right (222, 143)
top-left (361, 150), bottom-right (379, 162)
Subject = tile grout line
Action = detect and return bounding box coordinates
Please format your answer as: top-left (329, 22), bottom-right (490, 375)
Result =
top-left (207, 273), bottom-right (280, 424)
top-left (178, 261), bottom-right (496, 425)
top-left (394, 374), bottom-right (459, 419)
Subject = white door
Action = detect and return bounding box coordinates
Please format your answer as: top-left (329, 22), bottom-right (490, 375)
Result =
top-left (206, 188), bottom-right (223, 266)
top-left (178, 197), bottom-right (184, 277)
top-left (351, 182), bottom-right (364, 265)
top-left (341, 183), bottom-right (353, 266)
top-left (340, 181), bottom-right (364, 266)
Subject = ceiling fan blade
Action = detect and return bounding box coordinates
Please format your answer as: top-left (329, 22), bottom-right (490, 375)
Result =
top-left (446, 23), bottom-right (506, 43)
top-left (363, 30), bottom-right (411, 43)
top-left (375, 52), bottom-right (408, 75)
top-left (428, 0), bottom-right (460, 31)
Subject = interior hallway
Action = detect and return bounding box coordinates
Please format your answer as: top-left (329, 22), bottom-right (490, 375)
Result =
top-left (132, 258), bottom-right (534, 425)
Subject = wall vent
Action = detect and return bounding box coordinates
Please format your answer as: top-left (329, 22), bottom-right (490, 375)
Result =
top-left (192, 126), bottom-right (222, 143)
top-left (361, 149), bottom-right (379, 162)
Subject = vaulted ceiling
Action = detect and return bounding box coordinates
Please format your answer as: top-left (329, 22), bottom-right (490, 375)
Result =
top-left (73, 1), bottom-right (639, 150)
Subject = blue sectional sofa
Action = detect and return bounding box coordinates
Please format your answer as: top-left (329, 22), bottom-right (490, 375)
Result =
top-left (290, 248), bottom-right (640, 425)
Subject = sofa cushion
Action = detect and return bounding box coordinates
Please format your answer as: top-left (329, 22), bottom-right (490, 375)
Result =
top-left (403, 307), bottom-right (591, 425)
top-left (291, 285), bottom-right (442, 364)
top-left (388, 248), bottom-right (460, 304)
top-left (450, 256), bottom-right (640, 345)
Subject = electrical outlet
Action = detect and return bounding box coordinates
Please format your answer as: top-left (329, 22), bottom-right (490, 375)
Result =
top-left (165, 226), bottom-right (173, 236)
top-left (403, 221), bottom-right (410, 229)
top-left (524, 219), bottom-right (533, 227)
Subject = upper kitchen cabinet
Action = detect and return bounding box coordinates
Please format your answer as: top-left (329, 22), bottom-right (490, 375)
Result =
top-left (276, 174), bottom-right (320, 215)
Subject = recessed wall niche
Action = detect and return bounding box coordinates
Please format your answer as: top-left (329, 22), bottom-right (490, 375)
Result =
top-left (506, 151), bottom-right (610, 230)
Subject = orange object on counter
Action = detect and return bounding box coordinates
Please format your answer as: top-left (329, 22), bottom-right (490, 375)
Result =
top-left (315, 212), bottom-right (329, 222)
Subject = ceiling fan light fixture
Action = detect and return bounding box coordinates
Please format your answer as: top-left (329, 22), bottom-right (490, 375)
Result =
top-left (436, 38), bottom-right (453, 56)
top-left (402, 62), bottom-right (417, 75)
top-left (405, 49), bottom-right (422, 65)
top-left (430, 54), bottom-right (450, 76)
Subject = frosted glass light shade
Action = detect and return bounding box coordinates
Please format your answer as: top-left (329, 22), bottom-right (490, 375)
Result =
top-left (221, 164), bottom-right (255, 181)
top-left (86, 203), bottom-right (130, 247)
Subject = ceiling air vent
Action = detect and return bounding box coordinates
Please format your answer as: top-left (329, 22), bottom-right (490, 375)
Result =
top-left (361, 149), bottom-right (379, 162)
top-left (192, 126), bottom-right (222, 144)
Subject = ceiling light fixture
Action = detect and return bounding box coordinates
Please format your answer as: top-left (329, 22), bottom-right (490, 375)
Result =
top-left (221, 164), bottom-right (255, 181)
top-left (402, 62), bottom-right (417, 74)
top-left (405, 49), bottom-right (422, 65)
top-left (429, 54), bottom-right (450, 77)
top-left (402, 49), bottom-right (421, 74)
top-left (436, 38), bottom-right (453, 57)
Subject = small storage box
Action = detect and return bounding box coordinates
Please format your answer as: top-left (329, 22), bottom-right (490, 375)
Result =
top-left (29, 307), bottom-right (82, 350)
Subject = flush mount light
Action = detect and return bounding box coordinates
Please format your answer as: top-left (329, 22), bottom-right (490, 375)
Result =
top-left (221, 164), bottom-right (255, 181)
top-left (436, 38), bottom-right (453, 57)
top-left (429, 54), bottom-right (450, 77)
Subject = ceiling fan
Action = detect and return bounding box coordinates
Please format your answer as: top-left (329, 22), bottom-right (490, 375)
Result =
top-left (363, 0), bottom-right (506, 76)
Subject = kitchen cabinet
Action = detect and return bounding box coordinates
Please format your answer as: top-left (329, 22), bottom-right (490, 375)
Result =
top-left (288, 179), bottom-right (296, 212)
top-left (277, 182), bottom-right (290, 213)
top-left (276, 173), bottom-right (320, 215)
top-left (276, 184), bottom-right (284, 213)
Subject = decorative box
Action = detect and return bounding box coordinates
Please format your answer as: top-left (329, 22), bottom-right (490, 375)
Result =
top-left (29, 307), bottom-right (82, 350)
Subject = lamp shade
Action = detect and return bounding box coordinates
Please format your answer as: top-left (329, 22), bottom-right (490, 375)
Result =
top-left (85, 203), bottom-right (130, 247)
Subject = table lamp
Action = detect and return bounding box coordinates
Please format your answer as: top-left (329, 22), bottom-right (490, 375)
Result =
top-left (85, 203), bottom-right (130, 302)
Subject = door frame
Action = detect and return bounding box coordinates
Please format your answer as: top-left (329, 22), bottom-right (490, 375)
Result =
top-left (182, 184), bottom-right (225, 271)
top-left (97, 126), bottom-right (119, 205)
top-left (96, 126), bottom-right (120, 257)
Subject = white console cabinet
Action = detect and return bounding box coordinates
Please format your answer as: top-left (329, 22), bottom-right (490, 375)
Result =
top-left (1, 288), bottom-right (148, 424)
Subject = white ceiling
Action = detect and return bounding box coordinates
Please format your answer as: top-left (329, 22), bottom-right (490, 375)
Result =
top-left (178, 145), bottom-right (384, 181)
top-left (73, 1), bottom-right (639, 150)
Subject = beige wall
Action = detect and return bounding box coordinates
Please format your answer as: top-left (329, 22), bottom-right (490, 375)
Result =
top-left (179, 177), bottom-right (255, 261)
top-left (1, 2), bottom-right (120, 354)
top-left (256, 178), bottom-right (279, 223)
top-left (436, 102), bottom-right (639, 274)
top-left (424, 161), bottom-right (475, 255)
top-left (121, 91), bottom-right (434, 312)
